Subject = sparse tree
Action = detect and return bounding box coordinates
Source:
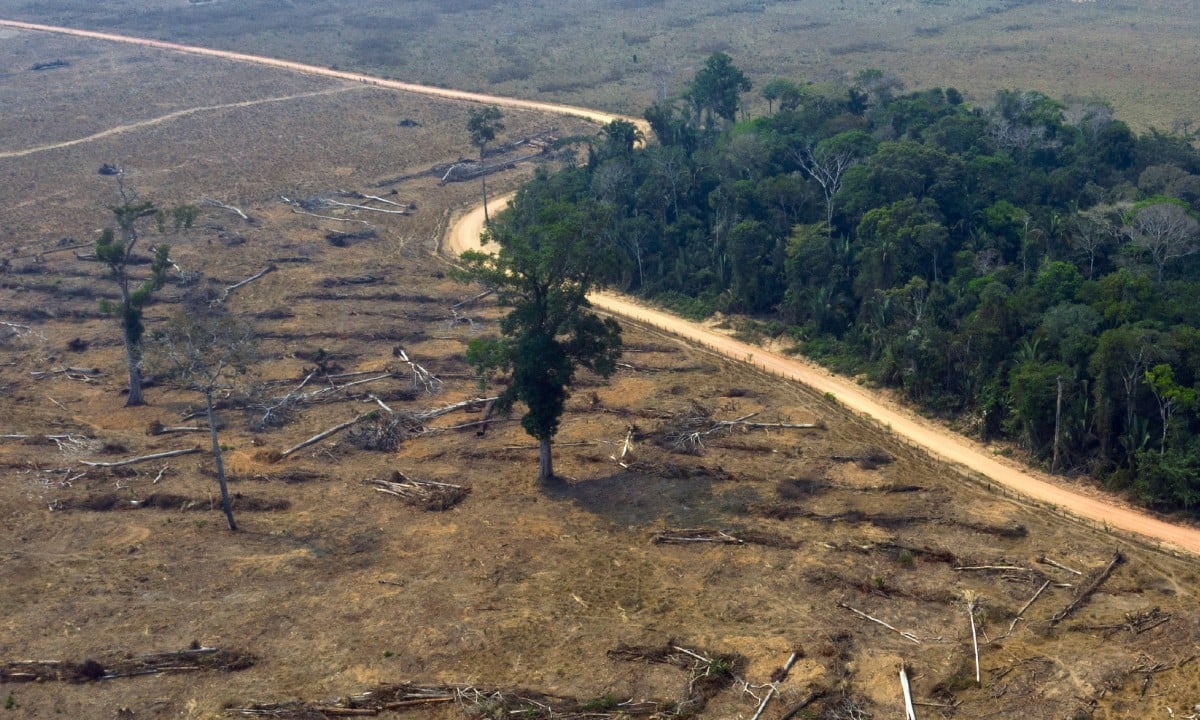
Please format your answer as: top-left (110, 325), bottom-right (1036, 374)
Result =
top-left (467, 105), bottom-right (505, 223)
top-left (455, 185), bottom-right (622, 482)
top-left (147, 305), bottom-right (257, 531)
top-left (1123, 200), bottom-right (1200, 283)
top-left (94, 177), bottom-right (197, 406)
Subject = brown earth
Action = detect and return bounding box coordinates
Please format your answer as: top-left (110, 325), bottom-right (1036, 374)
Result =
top-left (0, 24), bottom-right (1198, 720)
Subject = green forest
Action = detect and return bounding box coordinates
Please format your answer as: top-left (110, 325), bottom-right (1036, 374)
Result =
top-left (499, 54), bottom-right (1200, 513)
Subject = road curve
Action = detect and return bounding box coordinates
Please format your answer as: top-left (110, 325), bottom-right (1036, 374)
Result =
top-left (0, 19), bottom-right (650, 137)
top-left (7, 16), bottom-right (1200, 558)
top-left (450, 196), bottom-right (1200, 558)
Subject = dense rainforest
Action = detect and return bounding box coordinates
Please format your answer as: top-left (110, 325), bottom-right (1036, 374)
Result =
top-left (505, 54), bottom-right (1200, 513)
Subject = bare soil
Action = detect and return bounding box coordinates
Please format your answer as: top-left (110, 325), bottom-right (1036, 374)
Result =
top-left (1, 25), bottom-right (1198, 720)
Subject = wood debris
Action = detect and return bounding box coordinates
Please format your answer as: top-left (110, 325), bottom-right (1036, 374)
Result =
top-left (658, 401), bottom-right (822, 454)
top-left (1, 646), bottom-right (253, 683)
top-left (368, 472), bottom-right (469, 511)
top-left (230, 681), bottom-right (674, 719)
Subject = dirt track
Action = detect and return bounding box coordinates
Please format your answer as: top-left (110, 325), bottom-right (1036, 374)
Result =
top-left (450, 195), bottom-right (1200, 558)
top-left (0, 19), bottom-right (650, 138)
top-left (7, 16), bottom-right (1200, 558)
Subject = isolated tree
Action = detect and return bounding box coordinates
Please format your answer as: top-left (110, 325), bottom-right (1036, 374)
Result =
top-left (467, 105), bottom-right (505, 223)
top-left (1123, 200), bottom-right (1200, 283)
top-left (688, 52), bottom-right (751, 127)
top-left (456, 184), bottom-right (622, 482)
top-left (94, 179), bottom-right (197, 406)
top-left (147, 305), bottom-right (257, 531)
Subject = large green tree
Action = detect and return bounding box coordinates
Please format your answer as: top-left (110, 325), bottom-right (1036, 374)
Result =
top-left (688, 52), bottom-right (751, 127)
top-left (457, 181), bottom-right (622, 482)
top-left (94, 181), bottom-right (197, 406)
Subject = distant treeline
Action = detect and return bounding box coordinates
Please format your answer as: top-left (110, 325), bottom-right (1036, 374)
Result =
top-left (505, 55), bottom-right (1200, 513)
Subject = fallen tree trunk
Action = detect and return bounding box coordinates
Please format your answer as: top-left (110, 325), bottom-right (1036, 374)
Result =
top-left (81, 447), bottom-right (201, 468)
top-left (1050, 550), bottom-right (1123, 625)
top-left (279, 412), bottom-right (372, 459)
top-left (219, 264), bottom-right (276, 303)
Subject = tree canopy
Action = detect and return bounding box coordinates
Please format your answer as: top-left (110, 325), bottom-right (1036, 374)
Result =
top-left (515, 54), bottom-right (1200, 512)
top-left (456, 171), bottom-right (622, 482)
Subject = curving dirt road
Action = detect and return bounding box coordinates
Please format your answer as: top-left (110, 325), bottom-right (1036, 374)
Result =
top-left (7, 17), bottom-right (1200, 558)
top-left (0, 19), bottom-right (649, 138)
top-left (450, 196), bottom-right (1200, 558)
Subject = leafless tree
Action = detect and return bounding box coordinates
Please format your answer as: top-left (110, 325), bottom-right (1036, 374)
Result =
top-left (1124, 201), bottom-right (1200, 283)
top-left (793, 143), bottom-right (857, 233)
top-left (146, 305), bottom-right (257, 531)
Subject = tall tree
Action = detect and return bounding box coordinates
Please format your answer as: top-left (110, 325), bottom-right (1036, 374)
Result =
top-left (456, 184), bottom-right (622, 482)
top-left (1123, 200), bottom-right (1200, 283)
top-left (467, 105), bottom-right (505, 223)
top-left (94, 179), bottom-right (196, 406)
top-left (147, 305), bottom-right (257, 531)
top-left (688, 52), bottom-right (751, 127)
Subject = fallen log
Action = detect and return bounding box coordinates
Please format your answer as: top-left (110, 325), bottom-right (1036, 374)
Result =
top-left (147, 421), bottom-right (208, 436)
top-left (778, 689), bottom-right (826, 720)
top-left (279, 412), bottom-right (373, 459)
top-left (900, 664), bottom-right (917, 720)
top-left (201, 197), bottom-right (252, 222)
top-left (1004, 579), bottom-right (1051, 637)
top-left (81, 447), bottom-right (201, 468)
top-left (1050, 550), bottom-right (1123, 625)
top-left (1037, 555), bottom-right (1083, 576)
top-left (652, 529), bottom-right (743, 545)
top-left (219, 264), bottom-right (276, 303)
top-left (839, 602), bottom-right (921, 644)
top-left (749, 651), bottom-right (800, 720)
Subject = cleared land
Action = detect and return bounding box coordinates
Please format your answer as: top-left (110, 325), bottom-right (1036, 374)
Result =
top-left (1, 0), bottom-right (1199, 131)
top-left (1, 18), bottom-right (1199, 720)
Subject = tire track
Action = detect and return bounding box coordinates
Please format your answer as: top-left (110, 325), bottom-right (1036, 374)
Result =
top-left (0, 86), bottom-right (362, 159)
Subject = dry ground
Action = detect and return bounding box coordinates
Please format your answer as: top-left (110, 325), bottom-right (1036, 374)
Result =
top-left (1, 28), bottom-right (1199, 720)
top-left (2, 0), bottom-right (1199, 131)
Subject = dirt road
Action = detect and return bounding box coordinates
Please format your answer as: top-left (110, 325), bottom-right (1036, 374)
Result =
top-left (0, 19), bottom-right (650, 138)
top-left (8, 16), bottom-right (1200, 558)
top-left (450, 195), bottom-right (1200, 557)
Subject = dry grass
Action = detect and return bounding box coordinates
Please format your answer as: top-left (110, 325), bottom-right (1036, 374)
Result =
top-left (1, 24), bottom-right (1199, 720)
top-left (3, 0), bottom-right (1199, 130)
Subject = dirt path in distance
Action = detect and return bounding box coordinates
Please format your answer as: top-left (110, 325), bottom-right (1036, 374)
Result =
top-left (0, 19), bottom-right (650, 138)
top-left (449, 194), bottom-right (1200, 558)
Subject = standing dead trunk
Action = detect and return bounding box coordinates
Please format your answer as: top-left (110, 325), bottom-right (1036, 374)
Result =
top-left (123, 329), bottom-right (146, 406)
top-left (538, 436), bottom-right (554, 482)
top-left (480, 151), bottom-right (490, 225)
top-left (1051, 375), bottom-right (1063, 474)
top-left (205, 391), bottom-right (237, 531)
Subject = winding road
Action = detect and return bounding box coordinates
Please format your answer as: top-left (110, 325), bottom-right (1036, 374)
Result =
top-left (7, 18), bottom-right (1200, 557)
